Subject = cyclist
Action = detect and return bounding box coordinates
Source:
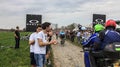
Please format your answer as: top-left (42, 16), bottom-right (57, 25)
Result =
top-left (59, 30), bottom-right (65, 44)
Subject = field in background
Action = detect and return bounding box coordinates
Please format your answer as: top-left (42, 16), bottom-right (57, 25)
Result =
top-left (0, 31), bottom-right (54, 67)
top-left (0, 32), bottom-right (31, 67)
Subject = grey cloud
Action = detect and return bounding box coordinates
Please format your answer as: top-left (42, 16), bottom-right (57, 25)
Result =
top-left (0, 0), bottom-right (93, 14)
top-left (0, 0), bottom-right (120, 29)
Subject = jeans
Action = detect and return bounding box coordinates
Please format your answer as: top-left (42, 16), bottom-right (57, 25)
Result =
top-left (34, 54), bottom-right (46, 67)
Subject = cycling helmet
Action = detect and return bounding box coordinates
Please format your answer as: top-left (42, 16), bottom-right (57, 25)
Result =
top-left (81, 27), bottom-right (87, 30)
top-left (94, 24), bottom-right (104, 32)
top-left (105, 20), bottom-right (116, 28)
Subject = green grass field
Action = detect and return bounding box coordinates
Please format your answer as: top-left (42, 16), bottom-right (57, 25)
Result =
top-left (0, 31), bottom-right (54, 67)
top-left (0, 32), bottom-right (31, 67)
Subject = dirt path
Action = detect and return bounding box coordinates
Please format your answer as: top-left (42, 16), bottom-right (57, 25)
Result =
top-left (52, 39), bottom-right (85, 67)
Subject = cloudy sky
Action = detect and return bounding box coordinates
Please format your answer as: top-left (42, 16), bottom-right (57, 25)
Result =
top-left (0, 0), bottom-right (120, 29)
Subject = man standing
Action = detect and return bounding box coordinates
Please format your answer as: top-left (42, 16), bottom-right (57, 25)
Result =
top-left (70, 30), bottom-right (75, 42)
top-left (14, 26), bottom-right (20, 49)
top-left (34, 22), bottom-right (57, 67)
top-left (46, 29), bottom-right (53, 65)
top-left (55, 31), bottom-right (58, 39)
top-left (29, 25), bottom-right (42, 67)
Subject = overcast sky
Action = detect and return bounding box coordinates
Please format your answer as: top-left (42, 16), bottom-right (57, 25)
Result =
top-left (0, 0), bottom-right (120, 29)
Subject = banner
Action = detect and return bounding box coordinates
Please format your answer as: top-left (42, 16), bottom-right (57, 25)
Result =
top-left (26, 14), bottom-right (42, 32)
top-left (93, 14), bottom-right (106, 27)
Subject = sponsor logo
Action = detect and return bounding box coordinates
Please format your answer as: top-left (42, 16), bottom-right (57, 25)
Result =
top-left (27, 20), bottom-right (39, 26)
top-left (95, 18), bottom-right (104, 23)
top-left (93, 18), bottom-right (104, 25)
top-left (29, 20), bottom-right (39, 24)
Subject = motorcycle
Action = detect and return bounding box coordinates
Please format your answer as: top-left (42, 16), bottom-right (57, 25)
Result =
top-left (83, 42), bottom-right (120, 67)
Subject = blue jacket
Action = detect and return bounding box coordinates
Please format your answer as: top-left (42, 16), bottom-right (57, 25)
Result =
top-left (101, 30), bottom-right (120, 49)
top-left (83, 33), bottom-right (101, 67)
top-left (82, 33), bottom-right (101, 48)
top-left (60, 32), bottom-right (65, 35)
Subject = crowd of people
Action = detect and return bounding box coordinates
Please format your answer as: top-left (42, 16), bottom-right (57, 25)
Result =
top-left (27, 19), bottom-right (120, 67)
top-left (54, 19), bottom-right (120, 67)
top-left (56, 26), bottom-right (92, 45)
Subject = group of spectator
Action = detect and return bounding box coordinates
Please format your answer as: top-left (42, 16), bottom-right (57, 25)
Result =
top-left (29, 22), bottom-right (57, 67)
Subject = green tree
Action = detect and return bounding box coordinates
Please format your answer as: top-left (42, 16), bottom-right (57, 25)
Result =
top-left (67, 23), bottom-right (75, 30)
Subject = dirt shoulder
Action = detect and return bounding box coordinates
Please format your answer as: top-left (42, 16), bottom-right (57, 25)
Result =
top-left (52, 39), bottom-right (85, 67)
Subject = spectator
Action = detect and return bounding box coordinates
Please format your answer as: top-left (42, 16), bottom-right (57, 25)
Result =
top-left (29, 25), bottom-right (42, 67)
top-left (70, 30), bottom-right (75, 42)
top-left (46, 29), bottom-right (53, 65)
top-left (14, 26), bottom-right (20, 49)
top-left (55, 31), bottom-right (58, 39)
top-left (76, 30), bottom-right (81, 44)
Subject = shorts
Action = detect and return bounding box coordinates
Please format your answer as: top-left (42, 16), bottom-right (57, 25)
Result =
top-left (46, 45), bottom-right (51, 54)
top-left (30, 52), bottom-right (36, 65)
top-left (60, 35), bottom-right (65, 39)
